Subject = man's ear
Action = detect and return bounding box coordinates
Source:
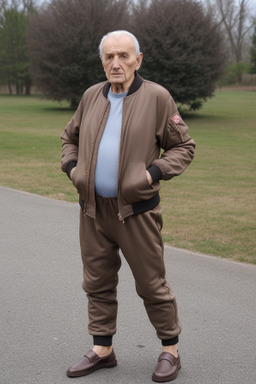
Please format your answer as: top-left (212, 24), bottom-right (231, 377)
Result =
top-left (101, 59), bottom-right (106, 73)
top-left (136, 52), bottom-right (143, 70)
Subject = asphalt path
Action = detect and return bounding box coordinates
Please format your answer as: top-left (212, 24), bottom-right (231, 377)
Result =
top-left (0, 186), bottom-right (255, 384)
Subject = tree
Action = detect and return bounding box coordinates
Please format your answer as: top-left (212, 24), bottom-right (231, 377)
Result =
top-left (28, 0), bottom-right (130, 108)
top-left (0, 1), bottom-right (33, 94)
top-left (250, 25), bottom-right (256, 73)
top-left (215, 0), bottom-right (254, 63)
top-left (130, 0), bottom-right (225, 111)
top-left (205, 0), bottom-right (256, 82)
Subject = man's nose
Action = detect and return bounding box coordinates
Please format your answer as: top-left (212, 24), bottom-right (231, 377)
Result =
top-left (112, 56), bottom-right (120, 68)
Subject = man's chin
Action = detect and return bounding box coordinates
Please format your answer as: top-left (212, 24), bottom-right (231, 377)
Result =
top-left (110, 76), bottom-right (123, 83)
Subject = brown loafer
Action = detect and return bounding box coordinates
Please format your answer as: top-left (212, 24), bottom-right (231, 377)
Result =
top-left (66, 349), bottom-right (117, 377)
top-left (152, 352), bottom-right (181, 382)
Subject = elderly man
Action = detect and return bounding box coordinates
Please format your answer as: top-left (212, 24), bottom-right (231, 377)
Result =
top-left (61, 30), bottom-right (195, 382)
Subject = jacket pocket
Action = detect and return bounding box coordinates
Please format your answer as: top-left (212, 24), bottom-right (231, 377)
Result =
top-left (71, 166), bottom-right (87, 198)
top-left (121, 162), bottom-right (156, 204)
top-left (71, 166), bottom-right (79, 189)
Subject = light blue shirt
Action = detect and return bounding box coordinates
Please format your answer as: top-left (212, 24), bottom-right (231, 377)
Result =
top-left (94, 88), bottom-right (127, 197)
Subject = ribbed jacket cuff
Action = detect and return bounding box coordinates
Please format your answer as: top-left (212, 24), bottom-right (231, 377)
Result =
top-left (147, 165), bottom-right (162, 183)
top-left (66, 161), bottom-right (77, 180)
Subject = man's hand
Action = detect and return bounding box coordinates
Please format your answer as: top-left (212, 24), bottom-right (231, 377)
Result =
top-left (146, 170), bottom-right (153, 185)
top-left (70, 166), bottom-right (77, 180)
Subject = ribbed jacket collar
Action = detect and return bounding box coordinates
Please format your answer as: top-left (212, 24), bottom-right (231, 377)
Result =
top-left (102, 72), bottom-right (143, 98)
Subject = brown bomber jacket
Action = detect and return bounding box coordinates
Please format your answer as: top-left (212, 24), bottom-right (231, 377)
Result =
top-left (61, 73), bottom-right (196, 220)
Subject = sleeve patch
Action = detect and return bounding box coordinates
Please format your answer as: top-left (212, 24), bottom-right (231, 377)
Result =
top-left (171, 113), bottom-right (181, 124)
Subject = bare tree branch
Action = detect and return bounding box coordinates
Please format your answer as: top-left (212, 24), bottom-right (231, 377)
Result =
top-left (209, 0), bottom-right (255, 63)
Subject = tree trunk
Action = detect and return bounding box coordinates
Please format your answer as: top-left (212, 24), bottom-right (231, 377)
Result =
top-left (8, 81), bottom-right (13, 95)
top-left (15, 81), bottom-right (20, 95)
top-left (25, 76), bottom-right (32, 95)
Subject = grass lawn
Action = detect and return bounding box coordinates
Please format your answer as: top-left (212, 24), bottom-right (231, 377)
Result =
top-left (0, 91), bottom-right (255, 264)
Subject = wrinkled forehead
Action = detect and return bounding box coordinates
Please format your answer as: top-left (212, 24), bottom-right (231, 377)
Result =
top-left (102, 35), bottom-right (137, 56)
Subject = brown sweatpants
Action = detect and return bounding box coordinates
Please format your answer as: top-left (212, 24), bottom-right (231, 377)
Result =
top-left (79, 196), bottom-right (181, 342)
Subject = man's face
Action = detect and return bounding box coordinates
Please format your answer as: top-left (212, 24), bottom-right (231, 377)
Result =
top-left (101, 34), bottom-right (143, 93)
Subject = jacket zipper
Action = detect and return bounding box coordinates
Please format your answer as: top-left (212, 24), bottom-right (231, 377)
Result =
top-left (117, 98), bottom-right (128, 223)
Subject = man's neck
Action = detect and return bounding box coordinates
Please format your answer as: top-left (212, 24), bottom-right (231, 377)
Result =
top-left (111, 76), bottom-right (135, 94)
top-left (111, 84), bottom-right (127, 94)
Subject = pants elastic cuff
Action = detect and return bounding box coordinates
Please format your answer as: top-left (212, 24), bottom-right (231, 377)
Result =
top-left (161, 336), bottom-right (179, 346)
top-left (93, 335), bottom-right (113, 346)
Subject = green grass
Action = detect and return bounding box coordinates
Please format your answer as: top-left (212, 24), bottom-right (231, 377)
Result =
top-left (161, 90), bottom-right (256, 264)
top-left (0, 92), bottom-right (255, 264)
top-left (0, 95), bottom-right (75, 200)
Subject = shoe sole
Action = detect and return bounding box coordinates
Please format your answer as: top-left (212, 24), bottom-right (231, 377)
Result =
top-left (152, 363), bottom-right (181, 382)
top-left (67, 360), bottom-right (117, 377)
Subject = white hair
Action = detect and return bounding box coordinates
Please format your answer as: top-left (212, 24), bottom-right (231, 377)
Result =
top-left (99, 30), bottom-right (141, 59)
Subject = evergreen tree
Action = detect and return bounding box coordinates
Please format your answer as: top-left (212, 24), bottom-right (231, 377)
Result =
top-left (250, 26), bottom-right (256, 73)
top-left (130, 0), bottom-right (225, 110)
top-left (28, 0), bottom-right (130, 108)
top-left (0, 6), bottom-right (32, 94)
